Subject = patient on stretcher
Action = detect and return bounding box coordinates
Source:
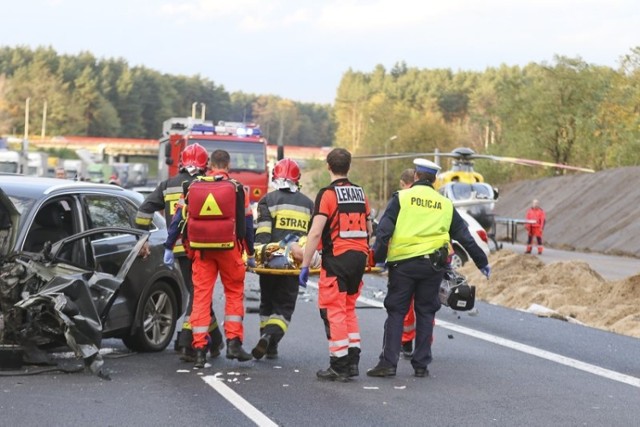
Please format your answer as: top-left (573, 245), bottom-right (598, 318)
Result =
top-left (254, 234), bottom-right (322, 270)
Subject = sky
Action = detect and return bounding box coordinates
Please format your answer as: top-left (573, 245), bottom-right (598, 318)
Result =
top-left (1, 0), bottom-right (638, 104)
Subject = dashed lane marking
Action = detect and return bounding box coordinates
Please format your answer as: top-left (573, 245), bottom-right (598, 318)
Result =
top-left (202, 374), bottom-right (278, 427)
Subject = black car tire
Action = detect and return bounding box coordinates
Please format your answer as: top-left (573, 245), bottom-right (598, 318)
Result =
top-left (123, 281), bottom-right (177, 352)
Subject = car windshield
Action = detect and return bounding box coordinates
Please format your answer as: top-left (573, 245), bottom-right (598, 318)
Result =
top-left (190, 139), bottom-right (266, 172)
top-left (7, 194), bottom-right (37, 227)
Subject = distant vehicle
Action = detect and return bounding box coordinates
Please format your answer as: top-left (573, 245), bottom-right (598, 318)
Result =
top-left (130, 163), bottom-right (149, 186)
top-left (62, 159), bottom-right (88, 180)
top-left (158, 117), bottom-right (269, 205)
top-left (0, 149), bottom-right (20, 173)
top-left (27, 152), bottom-right (49, 177)
top-left (132, 186), bottom-right (155, 197)
top-left (0, 176), bottom-right (188, 357)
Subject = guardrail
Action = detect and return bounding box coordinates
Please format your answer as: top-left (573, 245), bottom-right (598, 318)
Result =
top-left (494, 217), bottom-right (536, 244)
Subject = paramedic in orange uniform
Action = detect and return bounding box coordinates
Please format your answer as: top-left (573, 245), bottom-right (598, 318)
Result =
top-left (299, 148), bottom-right (373, 382)
top-left (165, 149), bottom-right (254, 368)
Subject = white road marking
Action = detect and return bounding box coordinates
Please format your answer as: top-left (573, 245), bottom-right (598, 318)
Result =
top-left (307, 279), bottom-right (640, 389)
top-left (202, 375), bottom-right (278, 427)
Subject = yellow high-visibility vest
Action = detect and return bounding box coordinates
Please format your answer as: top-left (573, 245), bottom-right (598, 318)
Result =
top-left (387, 185), bottom-right (453, 262)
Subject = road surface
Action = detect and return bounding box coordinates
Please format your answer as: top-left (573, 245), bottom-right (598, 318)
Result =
top-left (2, 247), bottom-right (639, 426)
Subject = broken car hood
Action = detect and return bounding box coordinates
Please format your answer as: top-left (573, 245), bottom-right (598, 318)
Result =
top-left (1, 227), bottom-right (148, 371)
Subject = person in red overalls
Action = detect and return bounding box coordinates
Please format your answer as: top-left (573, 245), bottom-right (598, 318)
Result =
top-left (396, 168), bottom-right (418, 358)
top-left (165, 149), bottom-right (254, 368)
top-left (525, 199), bottom-right (546, 255)
top-left (299, 148), bottom-right (373, 382)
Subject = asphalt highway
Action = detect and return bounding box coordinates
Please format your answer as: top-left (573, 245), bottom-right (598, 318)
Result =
top-left (2, 246), bottom-right (639, 426)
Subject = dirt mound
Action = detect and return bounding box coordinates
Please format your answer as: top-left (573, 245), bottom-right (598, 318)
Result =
top-left (460, 250), bottom-right (640, 338)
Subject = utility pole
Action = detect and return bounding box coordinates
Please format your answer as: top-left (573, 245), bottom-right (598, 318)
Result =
top-left (41, 100), bottom-right (47, 140)
top-left (22, 98), bottom-right (30, 174)
top-left (383, 135), bottom-right (398, 202)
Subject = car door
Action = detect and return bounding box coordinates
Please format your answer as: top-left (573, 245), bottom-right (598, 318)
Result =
top-left (81, 194), bottom-right (141, 275)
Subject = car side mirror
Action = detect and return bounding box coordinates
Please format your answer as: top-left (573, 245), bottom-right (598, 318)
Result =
top-left (493, 187), bottom-right (499, 200)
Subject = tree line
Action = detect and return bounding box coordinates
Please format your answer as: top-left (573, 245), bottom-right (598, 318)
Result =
top-left (0, 46), bottom-right (334, 147)
top-left (2, 45), bottom-right (640, 202)
top-left (335, 49), bottom-right (640, 202)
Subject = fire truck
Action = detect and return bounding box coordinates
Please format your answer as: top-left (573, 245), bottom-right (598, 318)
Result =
top-left (158, 117), bottom-right (269, 205)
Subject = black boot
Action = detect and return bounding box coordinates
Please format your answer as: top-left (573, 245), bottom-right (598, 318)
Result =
top-left (266, 341), bottom-right (279, 359)
top-left (194, 347), bottom-right (207, 369)
top-left (178, 329), bottom-right (195, 362)
top-left (209, 326), bottom-right (224, 358)
top-left (347, 347), bottom-right (361, 377)
top-left (226, 338), bottom-right (252, 362)
top-left (251, 334), bottom-right (272, 360)
top-left (317, 356), bottom-right (350, 382)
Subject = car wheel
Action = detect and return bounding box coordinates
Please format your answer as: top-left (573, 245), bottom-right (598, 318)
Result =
top-left (123, 281), bottom-right (177, 352)
top-left (450, 247), bottom-right (468, 269)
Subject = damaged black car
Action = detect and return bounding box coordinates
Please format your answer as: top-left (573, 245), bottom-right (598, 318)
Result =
top-left (0, 176), bottom-right (188, 372)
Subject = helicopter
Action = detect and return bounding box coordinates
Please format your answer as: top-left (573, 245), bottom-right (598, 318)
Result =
top-left (354, 147), bottom-right (595, 247)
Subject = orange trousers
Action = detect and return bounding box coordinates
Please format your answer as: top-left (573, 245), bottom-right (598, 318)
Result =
top-left (402, 299), bottom-right (416, 343)
top-left (318, 269), bottom-right (363, 358)
top-left (403, 298), bottom-right (434, 345)
top-left (191, 248), bottom-right (246, 349)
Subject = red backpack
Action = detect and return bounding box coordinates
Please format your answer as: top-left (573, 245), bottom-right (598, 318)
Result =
top-left (186, 176), bottom-right (238, 249)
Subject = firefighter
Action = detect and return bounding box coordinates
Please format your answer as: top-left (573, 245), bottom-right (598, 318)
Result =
top-left (367, 158), bottom-right (490, 378)
top-left (251, 158), bottom-right (314, 360)
top-left (525, 199), bottom-right (546, 254)
top-left (134, 143), bottom-right (223, 362)
top-left (299, 148), bottom-right (373, 382)
top-left (164, 149), bottom-right (254, 369)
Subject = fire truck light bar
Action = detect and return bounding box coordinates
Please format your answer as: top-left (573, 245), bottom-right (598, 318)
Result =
top-left (189, 123), bottom-right (262, 137)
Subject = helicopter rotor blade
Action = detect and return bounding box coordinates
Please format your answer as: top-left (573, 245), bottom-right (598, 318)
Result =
top-left (491, 156), bottom-right (595, 173)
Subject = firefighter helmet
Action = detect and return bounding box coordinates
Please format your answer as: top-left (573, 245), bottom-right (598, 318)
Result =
top-left (272, 158), bottom-right (301, 184)
top-left (272, 158), bottom-right (301, 191)
top-left (181, 143), bottom-right (208, 173)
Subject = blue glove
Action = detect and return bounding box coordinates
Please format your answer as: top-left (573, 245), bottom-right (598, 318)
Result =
top-left (163, 248), bottom-right (175, 266)
top-left (246, 256), bottom-right (256, 268)
top-left (298, 267), bottom-right (309, 288)
top-left (480, 265), bottom-right (491, 279)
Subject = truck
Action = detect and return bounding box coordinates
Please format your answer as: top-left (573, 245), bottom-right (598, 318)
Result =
top-left (62, 159), bottom-right (88, 180)
top-left (158, 118), bottom-right (269, 205)
top-left (27, 152), bottom-right (49, 177)
top-left (0, 150), bottom-right (20, 173)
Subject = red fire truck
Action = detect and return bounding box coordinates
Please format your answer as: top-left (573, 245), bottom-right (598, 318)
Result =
top-left (158, 117), bottom-right (269, 205)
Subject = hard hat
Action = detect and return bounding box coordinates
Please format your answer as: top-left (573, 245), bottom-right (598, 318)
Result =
top-left (181, 143), bottom-right (208, 171)
top-left (413, 158), bottom-right (441, 174)
top-left (272, 158), bottom-right (301, 184)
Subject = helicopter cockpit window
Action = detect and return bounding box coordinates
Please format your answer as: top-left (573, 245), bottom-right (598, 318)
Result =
top-left (446, 183), bottom-right (494, 201)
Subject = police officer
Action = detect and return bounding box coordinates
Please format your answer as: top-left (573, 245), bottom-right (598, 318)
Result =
top-left (251, 158), bottom-right (314, 360)
top-left (134, 143), bottom-right (223, 361)
top-left (367, 158), bottom-right (490, 378)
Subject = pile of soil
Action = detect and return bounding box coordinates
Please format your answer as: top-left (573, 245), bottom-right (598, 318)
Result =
top-left (460, 250), bottom-right (640, 338)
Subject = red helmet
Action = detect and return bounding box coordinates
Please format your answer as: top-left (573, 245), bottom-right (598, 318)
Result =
top-left (181, 143), bottom-right (208, 170)
top-left (273, 158), bottom-right (301, 184)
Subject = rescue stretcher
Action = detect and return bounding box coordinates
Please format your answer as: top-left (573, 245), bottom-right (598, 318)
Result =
top-left (248, 266), bottom-right (383, 276)
top-left (248, 235), bottom-right (383, 276)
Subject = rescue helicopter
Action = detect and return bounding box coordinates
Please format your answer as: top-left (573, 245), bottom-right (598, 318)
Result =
top-left (355, 147), bottom-right (595, 251)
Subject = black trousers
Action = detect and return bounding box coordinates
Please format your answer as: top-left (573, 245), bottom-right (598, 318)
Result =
top-left (379, 257), bottom-right (443, 370)
top-left (259, 274), bottom-right (299, 343)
